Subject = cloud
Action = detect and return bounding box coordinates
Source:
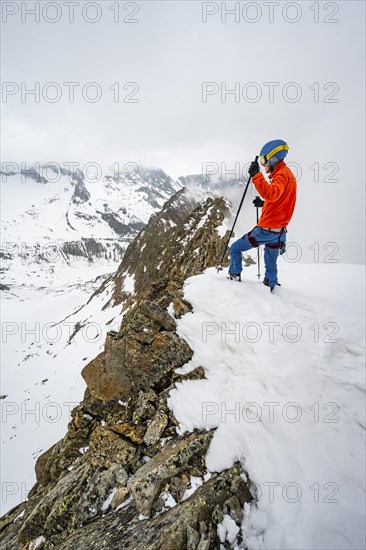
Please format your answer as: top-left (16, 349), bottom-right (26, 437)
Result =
top-left (1, 1), bottom-right (365, 262)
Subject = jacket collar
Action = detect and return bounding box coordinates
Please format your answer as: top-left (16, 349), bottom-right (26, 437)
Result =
top-left (269, 160), bottom-right (286, 179)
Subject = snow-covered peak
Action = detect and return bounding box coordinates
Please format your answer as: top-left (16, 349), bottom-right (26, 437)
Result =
top-left (0, 164), bottom-right (182, 289)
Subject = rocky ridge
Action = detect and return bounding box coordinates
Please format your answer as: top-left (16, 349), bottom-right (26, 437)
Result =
top-left (0, 192), bottom-right (255, 549)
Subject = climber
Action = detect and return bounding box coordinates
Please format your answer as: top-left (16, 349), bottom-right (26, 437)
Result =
top-left (229, 139), bottom-right (297, 291)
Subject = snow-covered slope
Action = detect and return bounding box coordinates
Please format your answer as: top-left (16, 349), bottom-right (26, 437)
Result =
top-left (0, 267), bottom-right (125, 515)
top-left (168, 261), bottom-right (365, 550)
top-left (0, 165), bottom-right (181, 287)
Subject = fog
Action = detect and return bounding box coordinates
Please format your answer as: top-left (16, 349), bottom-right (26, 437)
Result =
top-left (1, 0), bottom-right (365, 263)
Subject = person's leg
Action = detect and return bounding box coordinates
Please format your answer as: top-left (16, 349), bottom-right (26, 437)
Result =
top-left (264, 245), bottom-right (280, 288)
top-left (264, 232), bottom-right (286, 288)
top-left (229, 233), bottom-right (254, 274)
top-left (229, 227), bottom-right (285, 280)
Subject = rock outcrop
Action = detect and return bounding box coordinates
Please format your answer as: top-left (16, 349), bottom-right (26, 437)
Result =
top-left (0, 192), bottom-right (255, 549)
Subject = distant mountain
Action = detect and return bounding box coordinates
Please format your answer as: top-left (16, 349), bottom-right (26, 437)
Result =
top-left (0, 164), bottom-right (246, 289)
top-left (0, 164), bottom-right (182, 287)
top-left (178, 172), bottom-right (245, 193)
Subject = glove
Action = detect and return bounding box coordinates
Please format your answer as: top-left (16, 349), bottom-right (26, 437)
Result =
top-left (253, 197), bottom-right (264, 208)
top-left (248, 159), bottom-right (260, 177)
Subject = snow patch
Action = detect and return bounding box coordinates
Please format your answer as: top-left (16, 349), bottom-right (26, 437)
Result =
top-left (216, 220), bottom-right (229, 238)
top-left (122, 274), bottom-right (135, 294)
top-left (159, 491), bottom-right (177, 510)
top-left (13, 509), bottom-right (25, 522)
top-left (169, 263), bottom-right (366, 550)
top-left (195, 205), bottom-right (214, 231)
top-left (181, 476), bottom-right (203, 501)
top-left (28, 535), bottom-right (46, 549)
top-left (167, 302), bottom-right (175, 318)
top-left (101, 488), bottom-right (117, 512)
top-left (217, 514), bottom-right (240, 544)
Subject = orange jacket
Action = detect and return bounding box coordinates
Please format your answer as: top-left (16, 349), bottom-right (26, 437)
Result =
top-left (251, 161), bottom-right (297, 228)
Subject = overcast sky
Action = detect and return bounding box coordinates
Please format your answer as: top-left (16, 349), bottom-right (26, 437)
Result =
top-left (1, 1), bottom-right (365, 262)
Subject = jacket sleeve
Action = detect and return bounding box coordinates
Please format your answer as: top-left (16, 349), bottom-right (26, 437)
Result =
top-left (252, 172), bottom-right (285, 203)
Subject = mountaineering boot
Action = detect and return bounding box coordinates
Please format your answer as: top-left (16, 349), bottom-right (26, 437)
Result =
top-left (228, 272), bottom-right (241, 282)
top-left (263, 276), bottom-right (281, 289)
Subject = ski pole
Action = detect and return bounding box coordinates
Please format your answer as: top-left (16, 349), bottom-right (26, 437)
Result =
top-left (255, 195), bottom-right (261, 279)
top-left (217, 156), bottom-right (258, 272)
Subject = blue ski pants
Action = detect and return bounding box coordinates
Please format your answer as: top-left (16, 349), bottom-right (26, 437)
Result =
top-left (229, 226), bottom-right (287, 288)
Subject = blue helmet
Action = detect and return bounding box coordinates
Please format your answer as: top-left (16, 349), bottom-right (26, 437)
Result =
top-left (259, 139), bottom-right (289, 168)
